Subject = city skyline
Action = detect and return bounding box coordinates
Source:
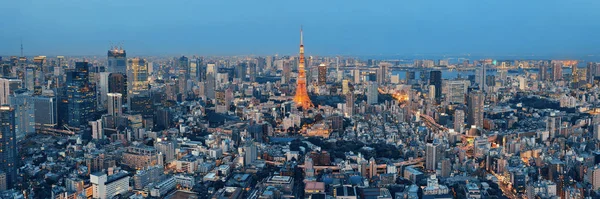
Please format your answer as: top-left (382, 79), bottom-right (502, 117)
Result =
top-left (2, 0), bottom-right (600, 57)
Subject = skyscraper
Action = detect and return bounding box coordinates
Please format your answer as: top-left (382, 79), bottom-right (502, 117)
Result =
top-left (235, 63), bottom-right (247, 81)
top-left (190, 58), bottom-right (203, 82)
top-left (454, 108), bottom-right (465, 133)
top-left (367, 82), bottom-right (378, 105)
top-left (345, 92), bottom-right (354, 117)
top-left (127, 58), bottom-right (149, 95)
top-left (293, 28), bottom-right (313, 109)
top-left (248, 61), bottom-right (257, 83)
top-left (318, 63), bottom-right (327, 86)
top-left (178, 56), bottom-right (189, 79)
top-left (65, 62), bottom-right (96, 127)
top-left (426, 141), bottom-right (441, 171)
top-left (244, 142), bottom-right (257, 166)
top-left (32, 94), bottom-right (57, 129)
top-left (539, 63), bottom-right (548, 81)
top-left (127, 58), bottom-right (149, 108)
top-left (429, 70), bottom-right (442, 103)
top-left (281, 61), bottom-right (291, 85)
top-left (0, 106), bottom-right (17, 189)
top-left (107, 93), bottom-right (123, 116)
top-left (588, 62), bottom-right (597, 84)
top-left (108, 73), bottom-right (127, 106)
top-left (0, 78), bottom-right (10, 105)
top-left (342, 79), bottom-right (350, 95)
top-left (467, 90), bottom-right (484, 128)
top-left (552, 62), bottom-right (562, 81)
top-left (377, 64), bottom-right (387, 85)
top-left (406, 71), bottom-right (416, 84)
top-left (24, 67), bottom-right (35, 91)
top-left (547, 111), bottom-right (561, 138)
top-left (10, 91), bottom-right (35, 142)
top-left (107, 46), bottom-right (127, 73)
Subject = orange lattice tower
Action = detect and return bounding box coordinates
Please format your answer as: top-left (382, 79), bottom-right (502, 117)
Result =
top-left (293, 27), bottom-right (313, 109)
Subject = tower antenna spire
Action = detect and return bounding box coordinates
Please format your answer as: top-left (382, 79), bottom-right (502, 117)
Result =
top-left (20, 38), bottom-right (23, 57)
top-left (300, 26), bottom-right (303, 45)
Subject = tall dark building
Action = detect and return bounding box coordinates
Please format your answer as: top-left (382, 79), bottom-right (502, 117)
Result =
top-left (107, 47), bottom-right (126, 73)
top-left (194, 58), bottom-right (205, 82)
top-left (406, 71), bottom-right (416, 84)
top-left (551, 62), bottom-right (562, 81)
top-left (587, 62), bottom-right (597, 85)
top-left (539, 64), bottom-right (548, 81)
top-left (65, 62), bottom-right (96, 127)
top-left (377, 64), bottom-right (387, 85)
top-left (235, 63), bottom-right (247, 81)
top-left (429, 70), bottom-right (442, 103)
top-left (130, 94), bottom-right (153, 119)
top-left (248, 62), bottom-right (257, 82)
top-left (108, 73), bottom-right (127, 105)
top-left (178, 56), bottom-right (189, 79)
top-left (0, 106), bottom-right (17, 189)
top-left (467, 90), bottom-right (484, 128)
top-left (318, 63), bottom-right (327, 86)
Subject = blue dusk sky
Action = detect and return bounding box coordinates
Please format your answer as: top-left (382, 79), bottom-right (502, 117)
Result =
top-left (1, 0), bottom-right (600, 57)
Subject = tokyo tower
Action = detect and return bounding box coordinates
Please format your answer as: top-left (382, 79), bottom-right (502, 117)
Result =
top-left (293, 27), bottom-right (313, 109)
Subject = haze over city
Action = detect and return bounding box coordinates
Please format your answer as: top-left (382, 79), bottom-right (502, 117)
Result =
top-left (2, 0), bottom-right (600, 57)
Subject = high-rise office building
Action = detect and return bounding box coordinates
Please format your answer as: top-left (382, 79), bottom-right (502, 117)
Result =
top-left (32, 94), bottom-right (57, 129)
top-left (65, 62), bottom-right (96, 127)
top-left (377, 64), bottom-right (387, 85)
top-left (445, 80), bottom-right (468, 104)
top-left (33, 56), bottom-right (46, 87)
top-left (539, 64), bottom-right (548, 81)
top-left (127, 58), bottom-right (149, 95)
top-left (244, 142), bottom-right (257, 165)
top-left (454, 108), bottom-right (465, 133)
top-left (367, 82), bottom-right (378, 105)
top-left (97, 72), bottom-right (111, 109)
top-left (588, 62), bottom-right (598, 84)
top-left (10, 91), bottom-right (35, 142)
top-left (282, 61), bottom-right (291, 85)
top-left (107, 46), bottom-right (127, 73)
top-left (204, 73), bottom-right (216, 99)
top-left (24, 67), bottom-right (35, 91)
top-left (426, 141), bottom-right (441, 171)
top-left (0, 106), bottom-right (17, 189)
top-left (107, 93), bottom-right (123, 116)
top-left (248, 62), bottom-right (257, 83)
top-left (235, 63), bottom-right (247, 81)
top-left (190, 58), bottom-right (203, 82)
top-left (547, 111), bottom-right (561, 138)
top-left (342, 80), bottom-right (350, 95)
top-left (406, 71), bottom-right (416, 83)
top-left (429, 70), bottom-right (442, 103)
top-left (108, 73), bottom-right (127, 106)
top-left (127, 58), bottom-right (149, 109)
top-left (178, 56), bottom-right (189, 79)
top-left (552, 62), bottom-right (562, 81)
top-left (0, 78), bottom-right (12, 105)
top-left (467, 90), bottom-right (484, 128)
top-left (353, 69), bottom-right (360, 83)
top-left (318, 63), bottom-right (327, 86)
top-left (476, 65), bottom-right (486, 91)
top-left (345, 92), bottom-right (354, 117)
